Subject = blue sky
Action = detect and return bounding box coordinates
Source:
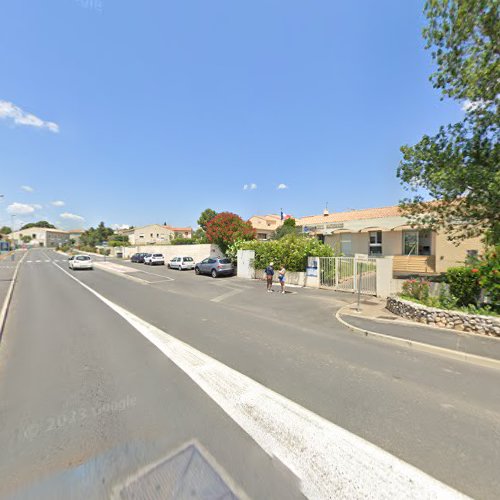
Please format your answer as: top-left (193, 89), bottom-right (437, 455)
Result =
top-left (0, 0), bottom-right (464, 230)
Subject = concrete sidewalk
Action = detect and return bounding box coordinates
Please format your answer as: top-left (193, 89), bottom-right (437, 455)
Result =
top-left (339, 297), bottom-right (500, 364)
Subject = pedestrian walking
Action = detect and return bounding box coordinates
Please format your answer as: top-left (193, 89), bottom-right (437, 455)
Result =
top-left (265, 262), bottom-right (274, 292)
top-left (278, 264), bottom-right (286, 294)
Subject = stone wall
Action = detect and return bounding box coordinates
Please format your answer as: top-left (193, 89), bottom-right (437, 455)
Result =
top-left (386, 297), bottom-right (500, 337)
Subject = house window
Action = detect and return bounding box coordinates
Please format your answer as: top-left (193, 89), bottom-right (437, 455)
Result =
top-left (369, 231), bottom-right (382, 255)
top-left (340, 234), bottom-right (352, 256)
top-left (403, 230), bottom-right (431, 256)
top-left (257, 233), bottom-right (267, 240)
top-left (139, 234), bottom-right (144, 239)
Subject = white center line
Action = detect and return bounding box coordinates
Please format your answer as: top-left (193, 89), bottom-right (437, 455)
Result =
top-left (211, 288), bottom-right (243, 303)
top-left (51, 260), bottom-right (467, 499)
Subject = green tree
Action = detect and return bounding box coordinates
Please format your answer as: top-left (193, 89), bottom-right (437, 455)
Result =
top-left (397, 0), bottom-right (499, 244)
top-left (192, 227), bottom-right (207, 243)
top-left (274, 217), bottom-right (297, 239)
top-left (21, 235), bottom-right (32, 244)
top-left (20, 221), bottom-right (56, 230)
top-left (0, 226), bottom-right (12, 234)
top-left (80, 222), bottom-right (114, 247)
top-left (205, 212), bottom-right (255, 253)
top-left (197, 208), bottom-right (218, 231)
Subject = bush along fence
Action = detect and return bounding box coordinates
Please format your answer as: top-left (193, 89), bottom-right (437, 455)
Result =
top-left (386, 296), bottom-right (500, 337)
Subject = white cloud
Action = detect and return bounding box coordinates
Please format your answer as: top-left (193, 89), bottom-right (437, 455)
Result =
top-left (51, 200), bottom-right (65, 207)
top-left (0, 100), bottom-right (59, 133)
top-left (60, 212), bottom-right (84, 221)
top-left (21, 185), bottom-right (34, 192)
top-left (111, 224), bottom-right (130, 230)
top-left (32, 204), bottom-right (43, 210)
top-left (243, 183), bottom-right (257, 190)
top-left (277, 183), bottom-right (288, 190)
top-left (7, 202), bottom-right (36, 215)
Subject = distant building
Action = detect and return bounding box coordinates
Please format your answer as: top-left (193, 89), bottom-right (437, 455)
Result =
top-left (297, 205), bottom-right (484, 275)
top-left (66, 229), bottom-right (85, 245)
top-left (248, 214), bottom-right (284, 240)
top-left (118, 224), bottom-right (192, 245)
top-left (10, 227), bottom-right (70, 248)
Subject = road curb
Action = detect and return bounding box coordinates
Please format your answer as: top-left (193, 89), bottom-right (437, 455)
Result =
top-left (0, 251), bottom-right (27, 341)
top-left (335, 304), bottom-right (500, 371)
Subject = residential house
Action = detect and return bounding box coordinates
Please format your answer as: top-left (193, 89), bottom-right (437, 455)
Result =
top-left (10, 227), bottom-right (71, 248)
top-left (297, 205), bottom-right (484, 275)
top-left (248, 214), bottom-right (284, 240)
top-left (118, 224), bottom-right (192, 245)
top-left (67, 229), bottom-right (85, 245)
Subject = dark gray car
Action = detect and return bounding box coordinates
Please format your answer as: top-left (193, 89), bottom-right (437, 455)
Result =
top-left (195, 257), bottom-right (234, 278)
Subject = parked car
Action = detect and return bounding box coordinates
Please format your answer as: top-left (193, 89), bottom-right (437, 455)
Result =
top-left (168, 256), bottom-right (196, 270)
top-left (194, 257), bottom-right (234, 278)
top-left (143, 253), bottom-right (152, 264)
top-left (131, 252), bottom-right (147, 263)
top-left (69, 254), bottom-right (93, 270)
top-left (145, 253), bottom-right (165, 266)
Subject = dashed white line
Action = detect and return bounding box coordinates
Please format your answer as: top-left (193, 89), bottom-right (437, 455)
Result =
top-left (51, 260), bottom-right (467, 499)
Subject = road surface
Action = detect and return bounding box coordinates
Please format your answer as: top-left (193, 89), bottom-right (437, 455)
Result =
top-left (0, 248), bottom-right (499, 499)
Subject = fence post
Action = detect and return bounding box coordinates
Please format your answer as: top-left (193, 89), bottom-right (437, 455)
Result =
top-left (334, 257), bottom-right (339, 288)
top-left (353, 257), bottom-right (357, 293)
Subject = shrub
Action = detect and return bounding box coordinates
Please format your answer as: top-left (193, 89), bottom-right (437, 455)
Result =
top-left (401, 278), bottom-right (430, 302)
top-left (477, 246), bottom-right (500, 311)
top-left (171, 238), bottom-right (197, 245)
top-left (446, 267), bottom-right (481, 307)
top-left (234, 234), bottom-right (335, 272)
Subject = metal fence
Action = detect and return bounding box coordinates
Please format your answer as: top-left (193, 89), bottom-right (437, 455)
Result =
top-left (319, 256), bottom-right (377, 295)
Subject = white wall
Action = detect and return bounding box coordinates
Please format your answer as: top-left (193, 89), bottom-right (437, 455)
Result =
top-left (116, 244), bottom-right (224, 262)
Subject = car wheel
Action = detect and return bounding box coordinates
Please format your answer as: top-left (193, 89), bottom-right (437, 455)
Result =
top-left (211, 269), bottom-right (218, 278)
top-left (195, 267), bottom-right (200, 275)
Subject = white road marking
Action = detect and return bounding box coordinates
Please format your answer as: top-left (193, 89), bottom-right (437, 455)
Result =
top-left (51, 261), bottom-right (466, 499)
top-left (211, 288), bottom-right (243, 303)
top-left (35, 260), bottom-right (41, 263)
top-left (26, 260), bottom-right (33, 263)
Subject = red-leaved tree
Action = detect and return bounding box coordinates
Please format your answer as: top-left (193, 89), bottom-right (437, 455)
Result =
top-left (205, 212), bottom-right (255, 253)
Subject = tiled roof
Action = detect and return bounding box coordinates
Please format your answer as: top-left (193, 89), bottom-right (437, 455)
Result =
top-left (298, 205), bottom-right (402, 225)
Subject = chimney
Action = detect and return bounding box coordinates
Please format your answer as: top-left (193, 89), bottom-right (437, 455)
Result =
top-left (323, 203), bottom-right (329, 217)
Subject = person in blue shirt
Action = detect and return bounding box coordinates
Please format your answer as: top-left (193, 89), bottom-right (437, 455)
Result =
top-left (265, 262), bottom-right (274, 292)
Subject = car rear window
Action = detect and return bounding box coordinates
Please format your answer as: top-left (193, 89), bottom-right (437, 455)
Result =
top-left (183, 257), bottom-right (193, 262)
top-left (219, 258), bottom-right (231, 264)
top-left (76, 256), bottom-right (90, 261)
top-left (153, 254), bottom-right (163, 257)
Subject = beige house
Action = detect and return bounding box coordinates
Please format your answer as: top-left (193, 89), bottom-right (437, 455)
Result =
top-left (249, 214), bottom-right (283, 240)
top-left (297, 205), bottom-right (484, 274)
top-left (119, 224), bottom-right (192, 245)
top-left (10, 227), bottom-right (71, 248)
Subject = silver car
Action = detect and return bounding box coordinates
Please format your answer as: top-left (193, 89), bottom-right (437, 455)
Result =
top-left (69, 255), bottom-right (93, 270)
top-left (194, 257), bottom-right (234, 278)
top-left (168, 256), bottom-right (195, 270)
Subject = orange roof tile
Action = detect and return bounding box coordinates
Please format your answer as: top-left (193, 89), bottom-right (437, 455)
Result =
top-left (298, 205), bottom-right (402, 225)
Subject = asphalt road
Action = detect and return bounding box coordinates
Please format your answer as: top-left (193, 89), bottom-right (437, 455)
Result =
top-left (0, 248), bottom-right (499, 499)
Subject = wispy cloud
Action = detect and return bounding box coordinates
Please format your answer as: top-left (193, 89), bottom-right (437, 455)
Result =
top-left (51, 200), bottom-right (65, 207)
top-left (243, 183), bottom-right (257, 190)
top-left (111, 223), bottom-right (130, 230)
top-left (0, 100), bottom-right (59, 133)
top-left (21, 185), bottom-right (34, 192)
top-left (60, 212), bottom-right (84, 222)
top-left (7, 202), bottom-right (37, 215)
top-left (32, 204), bottom-right (42, 210)
top-left (277, 183), bottom-right (288, 190)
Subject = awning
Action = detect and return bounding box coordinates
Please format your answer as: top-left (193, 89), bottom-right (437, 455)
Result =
top-left (390, 224), bottom-right (413, 231)
top-left (357, 226), bottom-right (386, 233)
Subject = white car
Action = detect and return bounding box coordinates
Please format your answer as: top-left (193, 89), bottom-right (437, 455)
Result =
top-left (69, 255), bottom-right (93, 270)
top-left (168, 256), bottom-right (195, 270)
top-left (145, 253), bottom-right (165, 266)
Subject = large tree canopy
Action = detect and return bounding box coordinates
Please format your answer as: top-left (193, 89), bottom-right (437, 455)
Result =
top-left (398, 0), bottom-right (499, 244)
top-left (20, 221), bottom-right (56, 230)
top-left (197, 208), bottom-right (218, 231)
top-left (205, 212), bottom-right (255, 253)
